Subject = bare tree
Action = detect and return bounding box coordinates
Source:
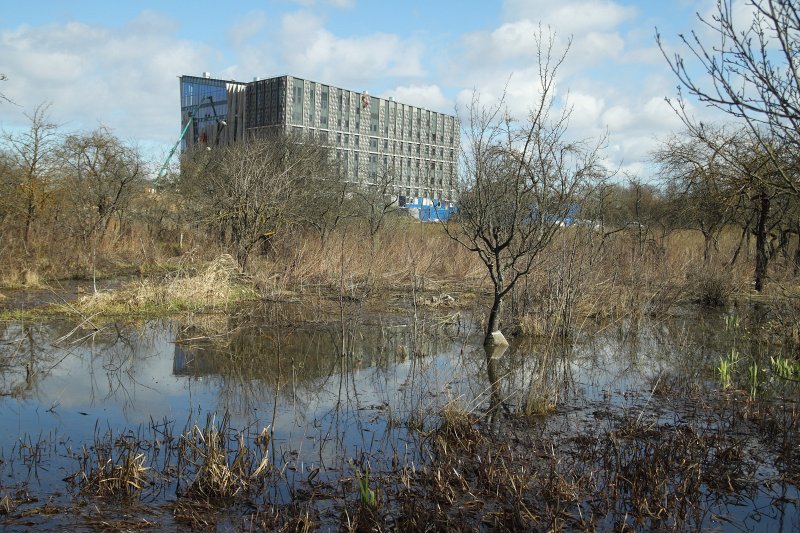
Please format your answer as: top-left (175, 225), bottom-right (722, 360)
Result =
top-left (352, 167), bottom-right (398, 239)
top-left (180, 133), bottom-right (335, 272)
top-left (59, 127), bottom-right (145, 245)
top-left (657, 0), bottom-right (800, 194)
top-left (1, 103), bottom-right (60, 249)
top-left (654, 127), bottom-right (739, 265)
top-left (445, 31), bottom-right (606, 346)
top-left (292, 168), bottom-right (357, 246)
top-left (0, 73), bottom-right (13, 105)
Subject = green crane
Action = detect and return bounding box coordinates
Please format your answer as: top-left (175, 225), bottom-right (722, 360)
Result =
top-left (156, 95), bottom-right (225, 182)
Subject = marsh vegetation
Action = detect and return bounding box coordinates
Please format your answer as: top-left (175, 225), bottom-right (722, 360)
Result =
top-left (0, 303), bottom-right (798, 531)
top-left (2, 5), bottom-right (800, 529)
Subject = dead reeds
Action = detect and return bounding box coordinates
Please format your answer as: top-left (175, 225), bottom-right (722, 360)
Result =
top-left (65, 253), bottom-right (256, 317)
top-left (78, 444), bottom-right (151, 500)
top-left (177, 413), bottom-right (270, 502)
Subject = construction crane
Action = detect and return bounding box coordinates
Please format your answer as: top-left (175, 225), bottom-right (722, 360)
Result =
top-left (156, 95), bottom-right (226, 181)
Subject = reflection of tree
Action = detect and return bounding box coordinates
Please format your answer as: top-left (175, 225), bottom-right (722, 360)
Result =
top-left (0, 321), bottom-right (89, 398)
top-left (0, 322), bottom-right (46, 397)
top-left (485, 344), bottom-right (508, 431)
top-left (0, 318), bottom-right (164, 415)
top-left (453, 339), bottom-right (580, 427)
top-left (173, 313), bottom-right (461, 417)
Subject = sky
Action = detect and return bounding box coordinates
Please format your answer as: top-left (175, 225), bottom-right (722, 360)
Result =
top-left (0, 0), bottom-right (733, 179)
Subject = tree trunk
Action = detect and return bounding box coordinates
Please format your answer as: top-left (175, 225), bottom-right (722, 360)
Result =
top-left (702, 230), bottom-right (713, 266)
top-left (484, 292), bottom-right (504, 346)
top-left (779, 229), bottom-right (790, 260)
top-left (794, 232), bottom-right (800, 276)
top-left (754, 193), bottom-right (770, 292)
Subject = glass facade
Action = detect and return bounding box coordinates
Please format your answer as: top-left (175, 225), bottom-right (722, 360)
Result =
top-left (180, 76), bottom-right (232, 146)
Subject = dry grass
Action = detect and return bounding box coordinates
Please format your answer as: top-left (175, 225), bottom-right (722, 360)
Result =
top-left (78, 446), bottom-right (150, 500)
top-left (177, 414), bottom-right (271, 502)
top-left (67, 254), bottom-right (256, 317)
top-left (0, 267), bottom-right (44, 290)
top-left (504, 225), bottom-right (766, 341)
top-left (252, 219), bottom-right (485, 297)
top-left (4, 210), bottom-right (799, 341)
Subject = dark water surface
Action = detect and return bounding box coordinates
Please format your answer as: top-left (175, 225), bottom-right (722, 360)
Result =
top-left (0, 303), bottom-right (797, 530)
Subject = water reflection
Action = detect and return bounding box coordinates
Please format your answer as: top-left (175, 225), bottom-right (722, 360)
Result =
top-left (0, 305), bottom-right (797, 529)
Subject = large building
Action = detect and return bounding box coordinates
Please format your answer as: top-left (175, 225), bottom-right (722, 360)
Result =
top-left (179, 73), bottom-right (459, 206)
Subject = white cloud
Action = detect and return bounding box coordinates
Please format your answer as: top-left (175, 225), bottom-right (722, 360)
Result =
top-left (571, 31), bottom-right (625, 64)
top-left (227, 11), bottom-right (268, 48)
top-left (0, 13), bottom-right (218, 148)
top-left (564, 91), bottom-right (605, 129)
top-left (454, 65), bottom-right (557, 122)
top-left (382, 84), bottom-right (451, 112)
top-left (602, 104), bottom-right (634, 130)
top-left (502, 0), bottom-right (637, 34)
top-left (277, 11), bottom-right (425, 87)
top-left (641, 96), bottom-right (683, 130)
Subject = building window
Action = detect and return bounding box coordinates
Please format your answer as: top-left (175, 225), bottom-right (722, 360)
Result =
top-left (320, 85), bottom-right (329, 127)
top-left (370, 96), bottom-right (379, 133)
top-left (292, 80), bottom-right (303, 125)
top-left (306, 80), bottom-right (316, 126)
top-left (369, 153), bottom-right (377, 180)
top-left (337, 90), bottom-right (343, 128)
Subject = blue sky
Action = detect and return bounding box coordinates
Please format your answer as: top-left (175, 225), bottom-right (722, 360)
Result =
top-left (0, 0), bottom-right (728, 177)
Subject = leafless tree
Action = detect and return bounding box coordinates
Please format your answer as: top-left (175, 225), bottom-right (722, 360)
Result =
top-left (59, 127), bottom-right (146, 245)
top-left (0, 103), bottom-right (60, 249)
top-left (292, 169), bottom-right (357, 246)
top-left (654, 127), bottom-right (739, 265)
top-left (180, 133), bottom-right (336, 272)
top-left (445, 31), bottom-right (607, 346)
top-left (657, 0), bottom-right (800, 195)
top-left (0, 73), bottom-right (13, 104)
top-left (352, 167), bottom-right (398, 239)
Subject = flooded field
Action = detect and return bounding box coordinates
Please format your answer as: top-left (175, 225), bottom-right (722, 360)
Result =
top-left (0, 302), bottom-right (798, 531)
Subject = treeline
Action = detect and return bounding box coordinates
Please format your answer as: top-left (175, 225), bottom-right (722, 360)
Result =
top-left (579, 126), bottom-right (800, 294)
top-left (1, 104), bottom-right (799, 313)
top-left (0, 105), bottom-right (154, 283)
top-left (0, 105), bottom-right (408, 285)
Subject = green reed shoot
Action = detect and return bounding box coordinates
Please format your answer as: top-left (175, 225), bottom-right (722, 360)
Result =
top-left (718, 348), bottom-right (739, 390)
top-left (771, 356), bottom-right (800, 381)
top-left (355, 468), bottom-right (377, 508)
top-left (748, 361), bottom-right (759, 400)
top-left (724, 314), bottom-right (740, 332)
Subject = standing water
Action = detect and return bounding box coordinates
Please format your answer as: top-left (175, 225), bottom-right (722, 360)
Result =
top-left (0, 303), bottom-right (797, 530)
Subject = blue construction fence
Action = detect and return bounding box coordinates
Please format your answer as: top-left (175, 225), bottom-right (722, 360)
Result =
top-left (398, 196), bottom-right (457, 222)
top-left (396, 198), bottom-right (579, 225)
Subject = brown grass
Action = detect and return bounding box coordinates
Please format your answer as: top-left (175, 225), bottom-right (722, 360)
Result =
top-left (177, 414), bottom-right (271, 502)
top-left (65, 254), bottom-right (256, 317)
top-left (78, 446), bottom-right (150, 500)
top-left (250, 218), bottom-right (485, 298)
